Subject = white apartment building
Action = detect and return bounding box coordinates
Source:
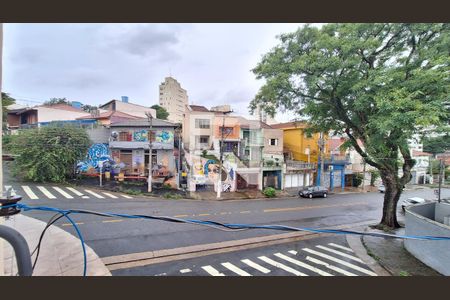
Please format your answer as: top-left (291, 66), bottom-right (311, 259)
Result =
top-left (159, 77), bottom-right (189, 124)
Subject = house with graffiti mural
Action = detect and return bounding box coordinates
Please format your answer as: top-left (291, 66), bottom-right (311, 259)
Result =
top-left (106, 118), bottom-right (178, 187)
top-left (182, 104), bottom-right (285, 193)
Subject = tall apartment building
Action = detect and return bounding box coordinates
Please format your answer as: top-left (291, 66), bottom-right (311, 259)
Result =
top-left (159, 77), bottom-right (189, 124)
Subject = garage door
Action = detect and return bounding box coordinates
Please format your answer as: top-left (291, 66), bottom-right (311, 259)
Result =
top-left (285, 174), bottom-right (304, 188)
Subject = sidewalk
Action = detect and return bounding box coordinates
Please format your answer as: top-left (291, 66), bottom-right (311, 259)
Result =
top-left (360, 227), bottom-right (441, 276)
top-left (2, 214), bottom-right (111, 276)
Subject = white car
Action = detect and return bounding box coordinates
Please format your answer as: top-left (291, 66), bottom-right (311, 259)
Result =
top-left (401, 197), bottom-right (426, 212)
top-left (378, 185), bottom-right (385, 193)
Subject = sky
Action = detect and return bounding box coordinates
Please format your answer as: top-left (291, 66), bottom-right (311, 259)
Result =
top-left (2, 23), bottom-right (315, 122)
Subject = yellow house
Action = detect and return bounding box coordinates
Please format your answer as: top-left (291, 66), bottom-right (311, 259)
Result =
top-left (271, 122), bottom-right (326, 163)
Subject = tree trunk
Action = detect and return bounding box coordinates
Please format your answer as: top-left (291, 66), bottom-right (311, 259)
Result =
top-left (379, 172), bottom-right (402, 228)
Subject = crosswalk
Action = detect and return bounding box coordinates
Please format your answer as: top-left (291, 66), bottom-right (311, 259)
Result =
top-left (5, 185), bottom-right (134, 200)
top-left (171, 242), bottom-right (377, 277)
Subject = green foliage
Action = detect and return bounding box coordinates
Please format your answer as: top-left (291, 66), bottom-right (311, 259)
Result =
top-left (263, 187), bottom-right (277, 198)
top-left (201, 149), bottom-right (208, 157)
top-left (353, 173), bottom-right (364, 187)
top-left (151, 105), bottom-right (169, 120)
top-left (370, 170), bottom-right (380, 186)
top-left (2, 134), bottom-right (17, 153)
top-left (11, 125), bottom-right (91, 183)
top-left (423, 134), bottom-right (450, 155)
top-left (44, 97), bottom-right (70, 106)
top-left (123, 189), bottom-right (142, 195)
top-left (251, 23), bottom-right (450, 227)
top-left (163, 192), bottom-right (182, 199)
top-left (2, 92), bottom-right (16, 129)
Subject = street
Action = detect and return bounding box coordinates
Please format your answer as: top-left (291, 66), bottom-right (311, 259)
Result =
top-left (5, 170), bottom-right (449, 276)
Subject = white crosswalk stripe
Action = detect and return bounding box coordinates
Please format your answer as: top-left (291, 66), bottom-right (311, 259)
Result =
top-left (37, 186), bottom-right (56, 199)
top-left (274, 253), bottom-right (333, 276)
top-left (84, 189), bottom-right (105, 198)
top-left (180, 269), bottom-right (192, 274)
top-left (52, 187), bottom-right (74, 199)
top-left (315, 245), bottom-right (363, 262)
top-left (305, 256), bottom-right (358, 276)
top-left (302, 248), bottom-right (377, 276)
top-left (201, 265), bottom-right (225, 276)
top-left (22, 186), bottom-right (38, 199)
top-left (328, 243), bottom-right (354, 252)
top-left (221, 262), bottom-right (252, 276)
top-left (121, 194), bottom-right (133, 199)
top-left (258, 256), bottom-right (308, 276)
top-left (102, 192), bottom-right (118, 199)
top-left (241, 259), bottom-right (271, 274)
top-left (66, 187), bottom-right (89, 198)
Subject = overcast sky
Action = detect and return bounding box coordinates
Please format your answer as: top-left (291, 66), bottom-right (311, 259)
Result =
top-left (2, 23), bottom-right (314, 122)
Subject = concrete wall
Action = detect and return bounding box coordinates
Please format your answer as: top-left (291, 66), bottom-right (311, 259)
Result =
top-left (86, 127), bottom-right (110, 144)
top-left (114, 101), bottom-right (156, 119)
top-left (263, 128), bottom-right (283, 155)
top-left (405, 202), bottom-right (450, 275)
top-left (37, 106), bottom-right (90, 122)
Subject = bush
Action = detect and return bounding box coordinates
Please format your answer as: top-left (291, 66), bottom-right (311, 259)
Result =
top-left (2, 134), bottom-right (17, 153)
top-left (353, 173), bottom-right (364, 187)
top-left (370, 170), bottom-right (380, 186)
top-left (123, 189), bottom-right (142, 195)
top-left (163, 192), bottom-right (182, 199)
top-left (263, 187), bottom-right (276, 198)
top-left (11, 125), bottom-right (91, 183)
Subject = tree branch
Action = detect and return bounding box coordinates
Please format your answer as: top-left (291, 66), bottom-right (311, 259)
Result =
top-left (345, 128), bottom-right (382, 169)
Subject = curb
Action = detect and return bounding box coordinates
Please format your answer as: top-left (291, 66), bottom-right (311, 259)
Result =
top-left (346, 228), bottom-right (391, 276)
top-left (102, 220), bottom-right (377, 271)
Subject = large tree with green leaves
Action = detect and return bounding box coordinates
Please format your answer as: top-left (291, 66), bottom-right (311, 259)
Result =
top-left (423, 134), bottom-right (450, 155)
top-left (151, 104), bottom-right (169, 120)
top-left (11, 125), bottom-right (91, 182)
top-left (251, 23), bottom-right (449, 229)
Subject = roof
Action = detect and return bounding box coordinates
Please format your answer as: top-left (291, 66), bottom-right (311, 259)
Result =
top-left (188, 105), bottom-right (210, 112)
top-left (100, 99), bottom-right (152, 110)
top-left (271, 121), bottom-right (308, 129)
top-left (412, 150), bottom-right (433, 157)
top-left (76, 110), bottom-right (140, 120)
top-left (238, 117), bottom-right (273, 129)
top-left (328, 138), bottom-right (346, 152)
top-left (110, 118), bottom-right (177, 128)
top-left (41, 104), bottom-right (85, 112)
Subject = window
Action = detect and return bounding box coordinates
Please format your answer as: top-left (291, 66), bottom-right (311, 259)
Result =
top-left (220, 127), bottom-right (233, 135)
top-left (119, 131), bottom-right (132, 141)
top-left (199, 136), bottom-right (209, 144)
top-left (195, 119), bottom-right (210, 129)
top-left (147, 131), bottom-right (156, 142)
top-left (269, 138), bottom-right (278, 146)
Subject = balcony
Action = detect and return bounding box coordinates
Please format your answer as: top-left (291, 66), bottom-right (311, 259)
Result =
top-left (242, 137), bottom-right (264, 147)
top-left (286, 160), bottom-right (316, 170)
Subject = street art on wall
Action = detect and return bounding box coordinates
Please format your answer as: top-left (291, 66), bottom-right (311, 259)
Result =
top-left (155, 131), bottom-right (174, 144)
top-left (77, 143), bottom-right (115, 173)
top-left (189, 154), bottom-right (236, 192)
top-left (133, 129), bottom-right (148, 142)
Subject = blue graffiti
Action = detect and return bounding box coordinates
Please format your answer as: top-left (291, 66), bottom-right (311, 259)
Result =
top-left (203, 159), bottom-right (216, 175)
top-left (229, 168), bottom-right (234, 180)
top-left (77, 143), bottom-right (115, 173)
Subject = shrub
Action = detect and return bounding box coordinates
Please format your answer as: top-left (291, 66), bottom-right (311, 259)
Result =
top-left (263, 187), bottom-right (276, 198)
top-left (370, 170), bottom-right (380, 186)
top-left (11, 125), bottom-right (90, 183)
top-left (353, 173), bottom-right (364, 187)
top-left (123, 189), bottom-right (142, 195)
top-left (163, 192), bottom-right (182, 199)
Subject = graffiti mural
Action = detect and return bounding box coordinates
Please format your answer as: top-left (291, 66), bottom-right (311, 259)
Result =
top-left (133, 129), bottom-right (148, 142)
top-left (156, 131), bottom-right (174, 143)
top-left (77, 143), bottom-right (115, 173)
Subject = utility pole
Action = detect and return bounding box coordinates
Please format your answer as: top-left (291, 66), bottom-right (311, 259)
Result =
top-left (146, 112), bottom-right (153, 193)
top-left (429, 156), bottom-right (433, 184)
top-left (362, 161), bottom-right (366, 192)
top-left (217, 110), bottom-right (232, 199)
top-left (317, 132), bottom-right (325, 187)
top-left (438, 159), bottom-right (444, 203)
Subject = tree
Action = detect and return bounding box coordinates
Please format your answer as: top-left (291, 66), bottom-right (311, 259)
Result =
top-left (250, 23), bottom-right (450, 229)
top-left (151, 104), bottom-right (169, 120)
top-left (423, 134), bottom-right (450, 155)
top-left (2, 92), bottom-right (16, 129)
top-left (44, 97), bottom-right (70, 106)
top-left (11, 125), bottom-right (91, 182)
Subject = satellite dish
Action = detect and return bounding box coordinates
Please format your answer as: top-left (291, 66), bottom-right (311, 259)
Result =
top-left (111, 131), bottom-right (119, 139)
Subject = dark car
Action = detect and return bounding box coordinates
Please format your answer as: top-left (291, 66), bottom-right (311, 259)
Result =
top-left (299, 186), bottom-right (329, 198)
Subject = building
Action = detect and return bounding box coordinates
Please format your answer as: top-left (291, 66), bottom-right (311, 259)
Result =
top-left (108, 118), bottom-right (178, 186)
top-left (6, 103), bottom-right (94, 132)
top-left (252, 104), bottom-right (277, 125)
top-left (159, 77), bottom-right (189, 124)
top-left (99, 97), bottom-right (156, 119)
top-left (182, 105), bottom-right (216, 153)
top-left (77, 110), bottom-right (140, 127)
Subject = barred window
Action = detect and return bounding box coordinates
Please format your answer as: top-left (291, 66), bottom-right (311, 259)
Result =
top-left (195, 119), bottom-right (210, 129)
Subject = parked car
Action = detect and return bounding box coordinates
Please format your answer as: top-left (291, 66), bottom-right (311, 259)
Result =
top-left (378, 184), bottom-right (385, 193)
top-left (401, 197), bottom-right (426, 212)
top-left (299, 186), bottom-right (329, 198)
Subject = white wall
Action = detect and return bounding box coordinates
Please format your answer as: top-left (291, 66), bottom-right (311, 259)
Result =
top-left (37, 106), bottom-right (91, 123)
top-left (114, 101), bottom-right (156, 119)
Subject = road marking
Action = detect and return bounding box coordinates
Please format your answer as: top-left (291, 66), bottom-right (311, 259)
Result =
top-left (22, 186), bottom-right (38, 199)
top-left (274, 253), bottom-right (333, 276)
top-left (220, 212), bottom-right (229, 215)
top-left (62, 222), bottom-right (84, 226)
top-left (221, 262), bottom-right (252, 276)
top-left (37, 186), bottom-right (57, 199)
top-left (66, 187), bottom-right (89, 198)
top-left (328, 243), bottom-right (354, 252)
top-left (198, 213), bottom-right (210, 216)
top-left (173, 214), bottom-right (189, 218)
top-left (263, 202), bottom-right (367, 213)
top-left (305, 256), bottom-right (358, 276)
top-left (201, 265), bottom-right (225, 276)
top-left (52, 187), bottom-right (74, 199)
top-left (84, 189), bottom-right (105, 198)
top-left (5, 186), bottom-right (17, 197)
top-left (240, 211), bottom-right (251, 214)
top-left (241, 259), bottom-right (271, 274)
top-left (121, 194), bottom-right (133, 199)
top-left (180, 269), bottom-right (191, 274)
top-left (302, 248), bottom-right (377, 276)
top-left (316, 245), bottom-right (363, 263)
top-left (102, 219), bottom-right (123, 223)
top-left (258, 256), bottom-right (308, 276)
top-left (102, 192), bottom-right (118, 199)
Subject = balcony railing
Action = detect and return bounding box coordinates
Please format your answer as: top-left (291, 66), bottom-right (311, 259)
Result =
top-left (286, 160), bottom-right (316, 170)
